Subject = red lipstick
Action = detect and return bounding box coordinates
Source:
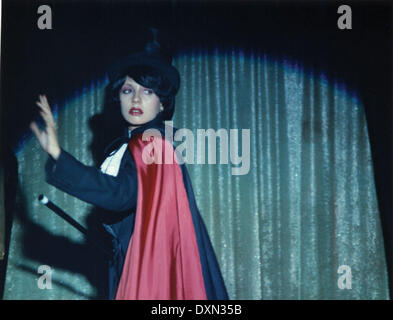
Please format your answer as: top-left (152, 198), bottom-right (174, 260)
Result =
top-left (129, 107), bottom-right (143, 116)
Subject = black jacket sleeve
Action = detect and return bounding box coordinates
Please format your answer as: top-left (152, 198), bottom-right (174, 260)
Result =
top-left (45, 148), bottom-right (137, 212)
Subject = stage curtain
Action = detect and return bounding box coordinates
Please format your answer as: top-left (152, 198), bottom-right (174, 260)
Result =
top-left (3, 48), bottom-right (389, 299)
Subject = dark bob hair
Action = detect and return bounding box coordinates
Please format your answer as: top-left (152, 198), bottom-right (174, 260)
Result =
top-left (109, 65), bottom-right (177, 121)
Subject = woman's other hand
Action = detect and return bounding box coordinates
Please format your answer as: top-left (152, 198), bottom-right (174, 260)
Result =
top-left (30, 94), bottom-right (61, 160)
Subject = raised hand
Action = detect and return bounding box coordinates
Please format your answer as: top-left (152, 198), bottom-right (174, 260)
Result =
top-left (30, 94), bottom-right (61, 160)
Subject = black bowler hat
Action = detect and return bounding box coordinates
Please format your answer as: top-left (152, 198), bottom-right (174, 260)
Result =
top-left (108, 29), bottom-right (180, 95)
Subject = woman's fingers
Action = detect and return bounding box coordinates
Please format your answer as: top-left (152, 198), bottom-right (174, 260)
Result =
top-left (42, 94), bottom-right (50, 107)
top-left (31, 95), bottom-right (61, 158)
top-left (37, 95), bottom-right (51, 113)
top-left (30, 121), bottom-right (42, 139)
top-left (38, 108), bottom-right (55, 128)
top-left (36, 95), bottom-right (56, 127)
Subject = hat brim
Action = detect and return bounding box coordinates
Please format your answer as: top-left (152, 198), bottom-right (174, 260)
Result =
top-left (108, 53), bottom-right (180, 94)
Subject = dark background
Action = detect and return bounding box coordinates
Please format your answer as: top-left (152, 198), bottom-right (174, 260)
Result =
top-left (1, 0), bottom-right (392, 299)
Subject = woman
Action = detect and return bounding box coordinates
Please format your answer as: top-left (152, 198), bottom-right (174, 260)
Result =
top-left (30, 40), bottom-right (229, 300)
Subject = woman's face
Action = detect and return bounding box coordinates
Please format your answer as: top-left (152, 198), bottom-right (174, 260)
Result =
top-left (119, 76), bottom-right (163, 129)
